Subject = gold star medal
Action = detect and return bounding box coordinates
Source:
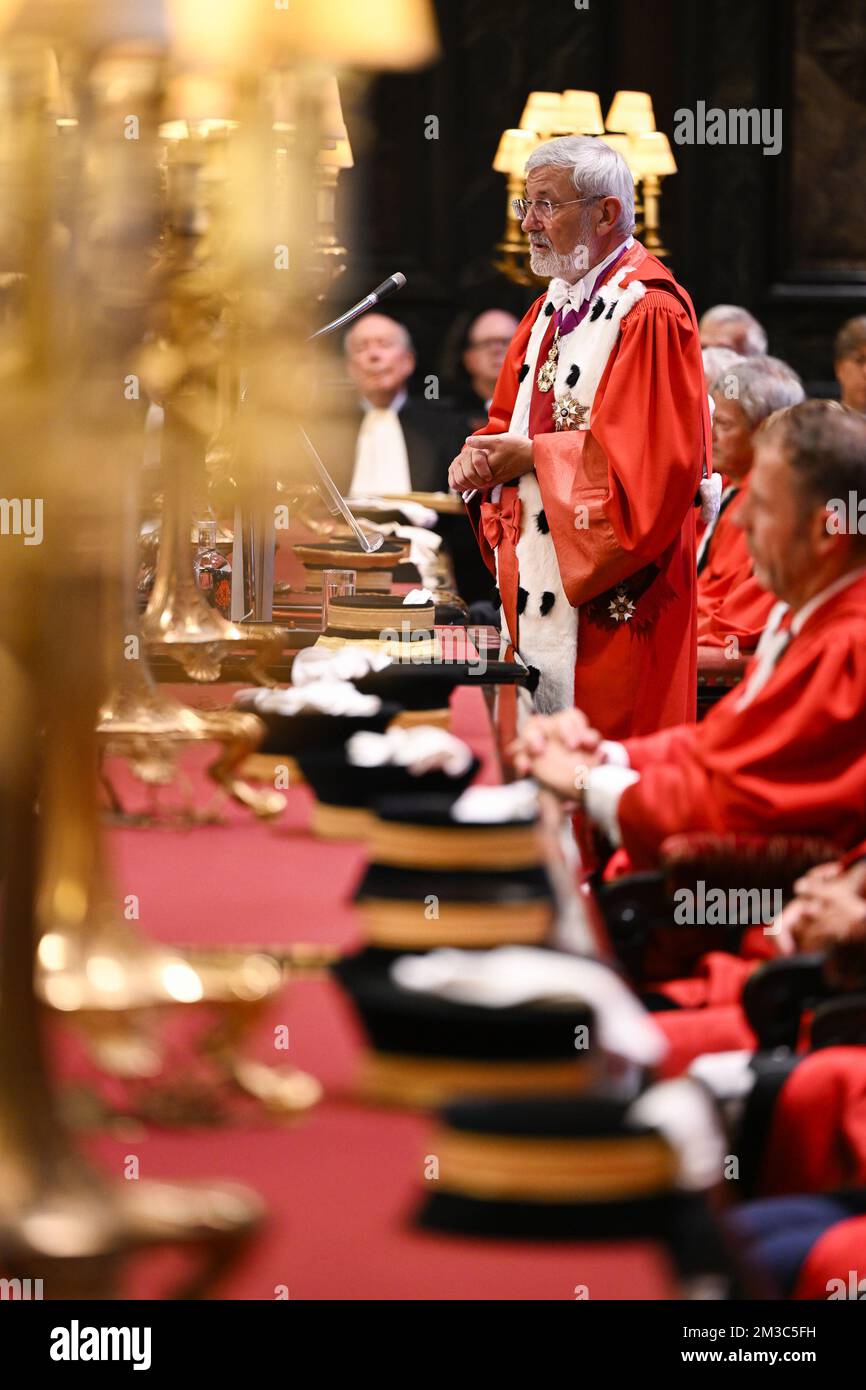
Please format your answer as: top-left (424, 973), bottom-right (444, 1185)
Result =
top-left (552, 392), bottom-right (589, 431)
top-left (536, 328), bottom-right (560, 392)
top-left (608, 585), bottom-right (636, 622)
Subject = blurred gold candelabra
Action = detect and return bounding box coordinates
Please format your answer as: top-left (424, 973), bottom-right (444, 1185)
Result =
top-left (0, 0), bottom-right (439, 1297)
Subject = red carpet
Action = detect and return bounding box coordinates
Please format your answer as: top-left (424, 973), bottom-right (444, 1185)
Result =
top-left (66, 685), bottom-right (676, 1299)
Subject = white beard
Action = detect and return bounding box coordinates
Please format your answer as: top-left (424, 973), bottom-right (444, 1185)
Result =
top-left (529, 217), bottom-right (594, 280)
top-left (529, 243), bottom-right (590, 279)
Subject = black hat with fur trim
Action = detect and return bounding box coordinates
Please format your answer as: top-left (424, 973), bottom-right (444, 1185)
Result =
top-left (296, 742), bottom-right (480, 841)
top-left (331, 947), bottom-right (596, 1110)
top-left (353, 861), bottom-right (555, 950)
top-left (234, 688), bottom-right (400, 756)
top-left (352, 788), bottom-right (554, 948)
top-left (416, 1094), bottom-right (677, 1237)
top-left (413, 1093), bottom-right (747, 1289)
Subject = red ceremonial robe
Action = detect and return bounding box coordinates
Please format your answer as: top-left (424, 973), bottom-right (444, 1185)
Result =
top-left (466, 241), bottom-right (710, 740)
top-left (794, 1214), bottom-right (866, 1299)
top-left (696, 483), bottom-right (775, 651)
top-left (759, 1047), bottom-right (866, 1197)
top-left (616, 570), bottom-right (866, 868)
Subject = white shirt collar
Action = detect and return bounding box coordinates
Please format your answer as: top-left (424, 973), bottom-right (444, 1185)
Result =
top-left (361, 387), bottom-right (408, 415)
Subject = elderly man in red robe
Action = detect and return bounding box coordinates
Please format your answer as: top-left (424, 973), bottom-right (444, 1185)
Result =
top-left (697, 355), bottom-right (804, 653)
top-left (448, 135), bottom-right (711, 733)
top-left (513, 401), bottom-right (866, 867)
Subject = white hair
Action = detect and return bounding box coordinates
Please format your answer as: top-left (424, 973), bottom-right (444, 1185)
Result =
top-left (718, 354), bottom-right (805, 429)
top-left (702, 346), bottom-right (743, 384)
top-left (524, 135), bottom-right (635, 239)
top-left (699, 304), bottom-right (767, 356)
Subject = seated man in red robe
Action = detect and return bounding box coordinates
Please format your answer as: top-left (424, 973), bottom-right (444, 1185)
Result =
top-left (697, 355), bottom-right (804, 654)
top-left (718, 860), bottom-right (866, 1299)
top-left (513, 400), bottom-right (866, 871)
top-left (448, 135), bottom-right (710, 737)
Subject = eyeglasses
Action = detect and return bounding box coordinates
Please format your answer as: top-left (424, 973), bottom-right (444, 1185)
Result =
top-left (467, 337), bottom-right (512, 352)
top-left (512, 194), bottom-right (602, 222)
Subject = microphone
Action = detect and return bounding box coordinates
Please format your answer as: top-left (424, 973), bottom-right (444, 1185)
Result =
top-left (307, 272), bottom-right (407, 342)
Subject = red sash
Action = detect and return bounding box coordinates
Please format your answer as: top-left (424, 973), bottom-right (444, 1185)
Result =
top-left (480, 488), bottom-right (521, 643)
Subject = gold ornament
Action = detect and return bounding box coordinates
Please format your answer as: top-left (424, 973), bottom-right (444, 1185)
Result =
top-left (553, 393), bottom-right (589, 431)
top-left (608, 585), bottom-right (636, 623)
top-left (536, 328), bottom-right (560, 391)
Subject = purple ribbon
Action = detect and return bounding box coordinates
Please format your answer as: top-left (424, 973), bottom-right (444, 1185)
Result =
top-left (553, 244), bottom-right (632, 338)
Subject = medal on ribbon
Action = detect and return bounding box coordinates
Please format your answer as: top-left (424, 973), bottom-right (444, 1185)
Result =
top-left (536, 328), bottom-right (560, 392)
top-left (552, 392), bottom-right (589, 431)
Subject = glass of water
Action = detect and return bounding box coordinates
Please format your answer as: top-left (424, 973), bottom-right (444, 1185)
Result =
top-left (321, 568), bottom-right (356, 630)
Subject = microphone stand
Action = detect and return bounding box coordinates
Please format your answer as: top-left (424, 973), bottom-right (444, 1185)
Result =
top-left (245, 279), bottom-right (405, 619)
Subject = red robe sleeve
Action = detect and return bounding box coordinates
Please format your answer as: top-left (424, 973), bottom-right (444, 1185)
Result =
top-left (697, 559), bottom-right (776, 651)
top-left (533, 290), bottom-right (707, 606)
top-left (617, 608), bottom-right (866, 867)
top-left (462, 297), bottom-right (546, 576)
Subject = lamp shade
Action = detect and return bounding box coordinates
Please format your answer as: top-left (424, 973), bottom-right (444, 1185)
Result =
top-left (284, 0), bottom-right (439, 69)
top-left (168, 0), bottom-right (438, 71)
top-left (518, 91), bottom-right (563, 135)
top-left (630, 130), bottom-right (677, 177)
top-left (319, 136), bottom-right (354, 170)
top-left (163, 73), bottom-right (235, 123)
top-left (599, 132), bottom-right (637, 175)
top-left (605, 90), bottom-right (656, 135)
top-left (319, 73), bottom-right (348, 145)
top-left (560, 90), bottom-right (604, 135)
top-left (493, 127), bottom-right (539, 175)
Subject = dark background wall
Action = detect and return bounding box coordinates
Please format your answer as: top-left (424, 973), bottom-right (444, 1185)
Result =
top-left (332, 0), bottom-right (866, 397)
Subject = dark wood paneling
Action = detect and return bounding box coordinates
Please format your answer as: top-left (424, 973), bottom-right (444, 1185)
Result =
top-left (330, 0), bottom-right (865, 397)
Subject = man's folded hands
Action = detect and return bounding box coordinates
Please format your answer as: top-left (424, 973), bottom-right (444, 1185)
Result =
top-left (509, 708), bottom-right (604, 802)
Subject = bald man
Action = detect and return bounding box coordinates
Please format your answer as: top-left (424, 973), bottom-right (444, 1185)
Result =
top-left (457, 309), bottom-right (520, 433)
top-left (341, 312), bottom-right (463, 498)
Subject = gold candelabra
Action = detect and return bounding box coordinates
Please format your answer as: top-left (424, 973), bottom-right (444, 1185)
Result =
top-left (0, 0), bottom-right (441, 1297)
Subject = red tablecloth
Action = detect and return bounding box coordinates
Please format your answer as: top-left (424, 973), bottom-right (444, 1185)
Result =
top-left (76, 686), bottom-right (675, 1300)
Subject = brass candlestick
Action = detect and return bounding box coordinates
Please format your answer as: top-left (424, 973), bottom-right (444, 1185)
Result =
top-left (0, 574), bottom-right (265, 1298)
top-left (139, 123), bottom-right (289, 682)
top-left (141, 393), bottom-right (289, 683)
top-left (100, 465), bottom-right (286, 823)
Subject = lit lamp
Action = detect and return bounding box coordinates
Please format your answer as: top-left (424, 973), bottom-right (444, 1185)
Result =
top-left (605, 89), bottom-right (656, 135)
top-left (630, 130), bottom-right (677, 258)
top-left (492, 127), bottom-right (541, 286)
top-left (598, 131), bottom-right (644, 234)
top-left (560, 90), bottom-right (604, 135)
top-left (284, 0), bottom-right (439, 69)
top-left (598, 132), bottom-right (636, 169)
top-left (518, 91), bottom-right (564, 137)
